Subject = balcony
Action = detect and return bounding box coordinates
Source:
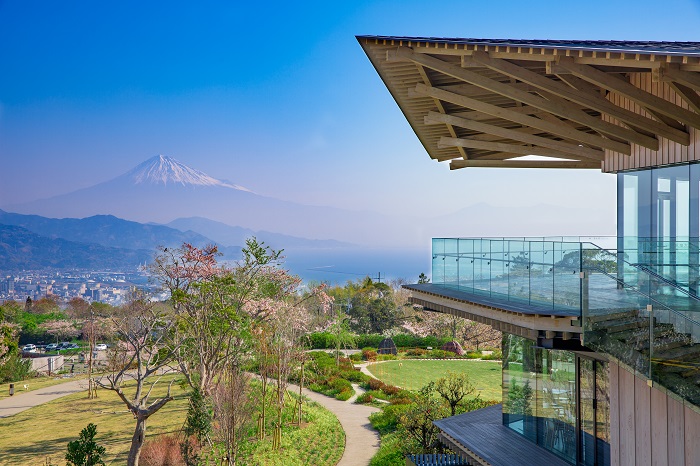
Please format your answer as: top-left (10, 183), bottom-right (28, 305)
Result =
top-left (424, 237), bottom-right (700, 406)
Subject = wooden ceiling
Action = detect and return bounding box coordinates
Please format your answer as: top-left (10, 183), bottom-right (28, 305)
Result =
top-left (358, 37), bottom-right (700, 170)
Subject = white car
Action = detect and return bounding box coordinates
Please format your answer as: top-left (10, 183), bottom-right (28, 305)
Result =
top-left (22, 344), bottom-right (37, 352)
top-left (95, 343), bottom-right (108, 351)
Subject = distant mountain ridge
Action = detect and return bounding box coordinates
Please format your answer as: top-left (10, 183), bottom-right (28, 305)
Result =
top-left (0, 224), bottom-right (152, 271)
top-left (4, 155), bottom-right (415, 247)
top-left (165, 217), bottom-right (354, 250)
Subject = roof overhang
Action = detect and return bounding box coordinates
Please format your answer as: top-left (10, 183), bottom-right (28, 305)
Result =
top-left (358, 36), bottom-right (700, 171)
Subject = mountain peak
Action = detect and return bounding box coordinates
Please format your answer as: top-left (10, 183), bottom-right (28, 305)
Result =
top-left (124, 155), bottom-right (251, 191)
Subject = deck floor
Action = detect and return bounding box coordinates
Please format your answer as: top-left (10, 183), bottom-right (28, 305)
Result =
top-left (434, 404), bottom-right (572, 466)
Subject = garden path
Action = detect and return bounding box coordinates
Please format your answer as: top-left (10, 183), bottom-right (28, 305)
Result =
top-left (0, 377), bottom-right (86, 418)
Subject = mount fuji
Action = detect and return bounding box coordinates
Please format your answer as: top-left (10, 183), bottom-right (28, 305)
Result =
top-left (5, 155), bottom-right (413, 247)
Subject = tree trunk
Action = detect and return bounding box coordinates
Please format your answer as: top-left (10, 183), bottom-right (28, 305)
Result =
top-left (127, 415), bottom-right (147, 466)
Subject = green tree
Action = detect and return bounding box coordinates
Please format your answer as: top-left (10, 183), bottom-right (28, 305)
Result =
top-left (398, 383), bottom-right (447, 453)
top-left (434, 370), bottom-right (476, 416)
top-left (417, 273), bottom-right (430, 284)
top-left (65, 423), bottom-right (107, 466)
top-left (181, 385), bottom-right (211, 466)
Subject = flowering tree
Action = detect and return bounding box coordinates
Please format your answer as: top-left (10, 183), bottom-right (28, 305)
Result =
top-left (40, 320), bottom-right (82, 343)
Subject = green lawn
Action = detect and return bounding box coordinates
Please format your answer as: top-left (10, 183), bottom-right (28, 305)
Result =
top-left (0, 375), bottom-right (344, 466)
top-left (366, 359), bottom-right (502, 401)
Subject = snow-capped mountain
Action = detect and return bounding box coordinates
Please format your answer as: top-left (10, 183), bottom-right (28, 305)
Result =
top-left (5, 155), bottom-right (413, 247)
top-left (127, 155), bottom-right (251, 191)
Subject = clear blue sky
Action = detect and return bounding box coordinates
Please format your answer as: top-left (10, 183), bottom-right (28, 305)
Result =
top-left (1, 0), bottom-right (699, 220)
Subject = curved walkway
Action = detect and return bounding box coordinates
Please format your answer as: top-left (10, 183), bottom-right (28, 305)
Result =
top-left (288, 381), bottom-right (380, 466)
top-left (0, 378), bottom-right (86, 418)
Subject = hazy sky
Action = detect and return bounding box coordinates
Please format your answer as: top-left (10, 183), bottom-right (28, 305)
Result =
top-left (2, 0), bottom-right (700, 221)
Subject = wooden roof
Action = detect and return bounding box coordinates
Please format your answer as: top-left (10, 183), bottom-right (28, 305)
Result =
top-left (358, 36), bottom-right (700, 170)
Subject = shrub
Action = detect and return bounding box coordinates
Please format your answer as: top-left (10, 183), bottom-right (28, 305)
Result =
top-left (465, 351), bottom-right (482, 359)
top-left (428, 349), bottom-right (451, 359)
top-left (340, 369), bottom-right (369, 383)
top-left (308, 332), bottom-right (334, 349)
top-left (355, 335), bottom-right (384, 348)
top-left (367, 378), bottom-right (385, 391)
top-left (0, 353), bottom-right (34, 383)
top-left (140, 434), bottom-right (185, 466)
top-left (362, 349), bottom-right (377, 361)
top-left (377, 354), bottom-right (397, 361)
top-left (328, 377), bottom-right (352, 392)
top-left (65, 423), bottom-right (107, 466)
top-left (356, 392), bottom-right (374, 404)
top-left (481, 349), bottom-right (502, 360)
top-left (369, 404), bottom-right (412, 434)
top-left (335, 388), bottom-right (354, 401)
top-left (349, 352), bottom-right (363, 362)
top-left (405, 348), bottom-right (427, 357)
top-left (381, 384), bottom-right (401, 396)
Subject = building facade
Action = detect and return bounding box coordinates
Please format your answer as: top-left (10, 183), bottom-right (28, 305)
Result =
top-left (359, 36), bottom-right (700, 466)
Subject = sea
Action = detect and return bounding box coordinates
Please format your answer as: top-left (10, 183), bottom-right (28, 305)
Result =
top-left (277, 247), bottom-right (432, 285)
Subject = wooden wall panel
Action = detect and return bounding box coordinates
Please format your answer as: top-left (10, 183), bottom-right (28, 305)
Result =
top-left (619, 368), bottom-right (636, 466)
top-left (604, 72), bottom-right (700, 173)
top-left (667, 396), bottom-right (685, 466)
top-left (650, 387), bottom-right (668, 466)
top-left (610, 362), bottom-right (620, 466)
top-left (635, 377), bottom-right (652, 466)
top-left (684, 406), bottom-right (700, 466)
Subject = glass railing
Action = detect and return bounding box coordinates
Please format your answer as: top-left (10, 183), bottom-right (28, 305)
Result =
top-left (431, 237), bottom-right (700, 406)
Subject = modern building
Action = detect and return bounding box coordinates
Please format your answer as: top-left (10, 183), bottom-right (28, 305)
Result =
top-left (359, 36), bottom-right (700, 466)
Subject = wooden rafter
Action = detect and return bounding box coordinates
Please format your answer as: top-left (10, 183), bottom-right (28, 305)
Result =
top-left (413, 83), bottom-right (632, 154)
top-left (668, 82), bottom-right (700, 114)
top-left (465, 52), bottom-right (688, 145)
top-left (658, 64), bottom-right (700, 93)
top-left (553, 56), bottom-right (700, 129)
top-left (390, 47), bottom-right (659, 150)
top-left (438, 136), bottom-right (591, 160)
top-left (414, 63), bottom-right (468, 159)
top-left (450, 159), bottom-right (601, 169)
top-left (424, 111), bottom-right (603, 160)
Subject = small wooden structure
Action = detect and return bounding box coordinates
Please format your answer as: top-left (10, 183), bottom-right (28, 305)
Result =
top-left (377, 337), bottom-right (398, 355)
top-left (406, 453), bottom-right (472, 466)
top-left (441, 340), bottom-right (465, 355)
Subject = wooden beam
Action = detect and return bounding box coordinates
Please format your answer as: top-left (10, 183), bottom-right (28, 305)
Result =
top-left (391, 47), bottom-right (659, 150)
top-left (657, 64), bottom-right (700, 93)
top-left (554, 56), bottom-right (700, 130)
top-left (414, 63), bottom-right (468, 159)
top-left (669, 82), bottom-right (700, 114)
top-left (425, 111), bottom-right (604, 160)
top-left (413, 82), bottom-right (631, 154)
top-left (450, 159), bottom-right (601, 169)
top-left (465, 52), bottom-right (688, 145)
top-left (439, 136), bottom-right (591, 160)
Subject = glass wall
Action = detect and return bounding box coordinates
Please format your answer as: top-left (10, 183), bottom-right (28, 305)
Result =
top-left (617, 163), bottom-right (700, 295)
top-left (503, 334), bottom-right (610, 465)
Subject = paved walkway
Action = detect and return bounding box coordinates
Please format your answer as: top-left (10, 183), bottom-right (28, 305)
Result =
top-left (0, 378), bottom-right (87, 418)
top-left (288, 381), bottom-right (381, 466)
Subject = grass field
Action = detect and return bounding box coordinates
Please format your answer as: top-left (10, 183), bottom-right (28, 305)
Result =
top-left (0, 375), bottom-right (344, 466)
top-left (0, 374), bottom-right (88, 401)
top-left (366, 359), bottom-right (502, 401)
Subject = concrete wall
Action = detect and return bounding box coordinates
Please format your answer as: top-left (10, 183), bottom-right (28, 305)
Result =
top-left (28, 355), bottom-right (64, 374)
top-left (610, 361), bottom-right (700, 465)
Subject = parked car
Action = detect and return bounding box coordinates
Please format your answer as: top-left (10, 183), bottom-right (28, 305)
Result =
top-left (22, 344), bottom-right (37, 352)
top-left (95, 343), bottom-right (108, 351)
top-left (46, 343), bottom-right (59, 351)
top-left (65, 343), bottom-right (79, 350)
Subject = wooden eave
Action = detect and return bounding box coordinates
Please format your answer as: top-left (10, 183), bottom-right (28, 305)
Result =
top-left (358, 37), bottom-right (700, 170)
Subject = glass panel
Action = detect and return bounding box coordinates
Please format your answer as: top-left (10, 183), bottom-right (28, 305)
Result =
top-left (579, 359), bottom-right (595, 466)
top-left (502, 334), bottom-right (537, 443)
top-left (541, 350), bottom-right (577, 463)
top-left (458, 238), bottom-right (475, 293)
top-left (508, 240), bottom-right (530, 305)
top-left (444, 238), bottom-right (459, 289)
top-left (595, 360), bottom-right (611, 466)
top-left (432, 238), bottom-right (445, 286)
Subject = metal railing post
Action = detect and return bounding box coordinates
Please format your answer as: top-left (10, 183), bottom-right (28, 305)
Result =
top-left (648, 303), bottom-right (654, 381)
top-left (581, 270), bottom-right (589, 346)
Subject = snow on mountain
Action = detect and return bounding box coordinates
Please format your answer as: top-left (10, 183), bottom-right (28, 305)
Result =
top-left (126, 155), bottom-right (251, 191)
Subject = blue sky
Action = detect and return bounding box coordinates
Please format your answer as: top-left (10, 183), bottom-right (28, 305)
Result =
top-left (1, 0), bottom-right (700, 223)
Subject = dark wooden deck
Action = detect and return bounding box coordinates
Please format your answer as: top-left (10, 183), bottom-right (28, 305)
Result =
top-left (434, 404), bottom-right (572, 466)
